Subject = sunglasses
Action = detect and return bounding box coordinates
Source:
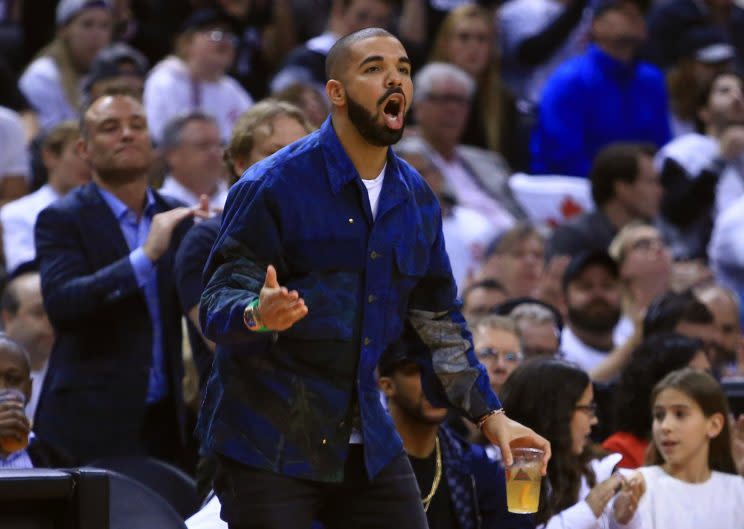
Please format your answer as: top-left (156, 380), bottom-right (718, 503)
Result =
top-left (205, 30), bottom-right (238, 47)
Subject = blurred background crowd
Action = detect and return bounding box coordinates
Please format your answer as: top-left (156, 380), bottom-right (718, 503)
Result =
top-left (1, 0), bottom-right (744, 528)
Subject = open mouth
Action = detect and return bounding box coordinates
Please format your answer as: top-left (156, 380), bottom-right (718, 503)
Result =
top-left (382, 95), bottom-right (404, 130)
top-left (659, 440), bottom-right (678, 452)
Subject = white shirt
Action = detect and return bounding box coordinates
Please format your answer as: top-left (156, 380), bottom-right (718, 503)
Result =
top-left (541, 453), bottom-right (641, 529)
top-left (1, 184), bottom-right (61, 273)
top-left (560, 327), bottom-right (612, 373)
top-left (19, 56), bottom-right (77, 131)
top-left (186, 494), bottom-right (226, 529)
top-left (442, 205), bottom-right (495, 293)
top-left (431, 151), bottom-right (515, 231)
top-left (144, 56), bottom-right (253, 144)
top-left (709, 194), bottom-right (744, 293)
top-left (361, 165), bottom-right (386, 221)
top-left (0, 106), bottom-right (30, 180)
top-left (637, 466), bottom-right (744, 529)
top-left (159, 175), bottom-right (229, 209)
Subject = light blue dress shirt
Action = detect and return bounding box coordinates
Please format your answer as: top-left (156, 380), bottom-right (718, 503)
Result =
top-left (97, 187), bottom-right (168, 403)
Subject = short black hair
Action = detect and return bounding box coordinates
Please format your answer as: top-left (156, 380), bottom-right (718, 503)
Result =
top-left (462, 278), bottom-right (507, 300)
top-left (325, 27), bottom-right (396, 82)
top-left (694, 69), bottom-right (743, 131)
top-left (643, 290), bottom-right (714, 337)
top-left (590, 143), bottom-right (657, 207)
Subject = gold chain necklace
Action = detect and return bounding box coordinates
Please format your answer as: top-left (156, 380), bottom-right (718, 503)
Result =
top-left (422, 436), bottom-right (442, 512)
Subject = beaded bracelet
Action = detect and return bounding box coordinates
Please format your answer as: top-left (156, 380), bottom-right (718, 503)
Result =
top-left (477, 408), bottom-right (505, 430)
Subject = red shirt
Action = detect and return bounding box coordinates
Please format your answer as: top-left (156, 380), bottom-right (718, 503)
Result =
top-left (602, 432), bottom-right (649, 469)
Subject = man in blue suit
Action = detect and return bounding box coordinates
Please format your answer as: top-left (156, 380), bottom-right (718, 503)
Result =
top-left (33, 93), bottom-right (207, 465)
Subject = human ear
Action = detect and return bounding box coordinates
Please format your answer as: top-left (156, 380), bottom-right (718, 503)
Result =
top-left (706, 412), bottom-right (725, 439)
top-left (378, 376), bottom-right (395, 397)
top-left (326, 79), bottom-right (346, 108)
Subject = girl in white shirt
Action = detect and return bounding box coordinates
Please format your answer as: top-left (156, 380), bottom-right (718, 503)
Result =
top-left (501, 358), bottom-right (645, 529)
top-left (637, 368), bottom-right (744, 529)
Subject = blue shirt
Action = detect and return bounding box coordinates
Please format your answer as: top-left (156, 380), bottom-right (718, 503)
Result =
top-left (198, 117), bottom-right (500, 482)
top-left (97, 187), bottom-right (168, 403)
top-left (530, 44), bottom-right (671, 177)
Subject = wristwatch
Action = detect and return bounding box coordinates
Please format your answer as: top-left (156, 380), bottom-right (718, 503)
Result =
top-left (243, 300), bottom-right (264, 331)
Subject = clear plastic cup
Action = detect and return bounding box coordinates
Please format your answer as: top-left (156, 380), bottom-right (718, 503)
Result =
top-left (0, 388), bottom-right (29, 454)
top-left (505, 447), bottom-right (543, 513)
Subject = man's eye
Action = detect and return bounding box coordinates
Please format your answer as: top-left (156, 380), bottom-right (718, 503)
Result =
top-left (365, 66), bottom-right (379, 73)
top-left (399, 67), bottom-right (410, 75)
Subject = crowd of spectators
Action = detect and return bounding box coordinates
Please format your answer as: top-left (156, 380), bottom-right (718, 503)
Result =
top-left (1, 0), bottom-right (744, 528)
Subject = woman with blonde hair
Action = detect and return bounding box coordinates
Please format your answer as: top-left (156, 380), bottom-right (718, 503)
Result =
top-left (429, 4), bottom-right (518, 167)
top-left (19, 0), bottom-right (113, 131)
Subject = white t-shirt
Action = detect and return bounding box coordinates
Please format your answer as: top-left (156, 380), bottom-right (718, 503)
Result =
top-left (361, 164), bottom-right (385, 221)
top-left (442, 205), bottom-right (495, 293)
top-left (19, 56), bottom-right (77, 131)
top-left (0, 106), bottom-right (30, 180)
top-left (541, 453), bottom-right (641, 529)
top-left (637, 466), bottom-right (744, 529)
top-left (144, 56), bottom-right (253, 144)
top-left (560, 327), bottom-right (612, 373)
top-left (159, 175), bottom-right (229, 209)
top-left (1, 183), bottom-right (61, 274)
top-left (431, 151), bottom-right (515, 232)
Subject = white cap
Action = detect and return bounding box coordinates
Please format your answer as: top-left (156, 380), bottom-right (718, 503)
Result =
top-left (56, 0), bottom-right (112, 27)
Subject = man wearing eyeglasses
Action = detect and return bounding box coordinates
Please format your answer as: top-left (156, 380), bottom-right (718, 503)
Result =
top-left (471, 316), bottom-right (525, 396)
top-left (143, 9), bottom-right (253, 144)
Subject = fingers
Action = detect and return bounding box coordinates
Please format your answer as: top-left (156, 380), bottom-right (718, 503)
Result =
top-left (264, 265), bottom-right (279, 289)
top-left (501, 442), bottom-right (513, 468)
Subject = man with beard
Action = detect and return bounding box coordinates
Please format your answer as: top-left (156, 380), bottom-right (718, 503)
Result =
top-left (33, 94), bottom-right (207, 465)
top-left (560, 251), bottom-right (623, 373)
top-left (378, 348), bottom-right (531, 529)
top-left (198, 28), bottom-right (549, 528)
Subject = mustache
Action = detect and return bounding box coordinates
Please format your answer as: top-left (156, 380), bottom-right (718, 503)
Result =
top-left (377, 87), bottom-right (405, 107)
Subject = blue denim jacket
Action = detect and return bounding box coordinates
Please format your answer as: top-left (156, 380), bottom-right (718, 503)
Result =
top-left (198, 117), bottom-right (500, 482)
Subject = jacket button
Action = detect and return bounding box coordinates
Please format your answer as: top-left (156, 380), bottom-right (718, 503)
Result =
top-left (367, 294), bottom-right (376, 303)
top-left (370, 251), bottom-right (379, 260)
top-left (363, 337), bottom-right (372, 346)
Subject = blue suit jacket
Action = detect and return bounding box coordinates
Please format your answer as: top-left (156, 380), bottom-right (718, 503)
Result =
top-left (33, 182), bottom-right (190, 463)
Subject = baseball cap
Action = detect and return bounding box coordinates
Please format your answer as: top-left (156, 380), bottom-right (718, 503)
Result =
top-left (83, 43), bottom-right (149, 94)
top-left (561, 250), bottom-right (619, 292)
top-left (56, 0), bottom-right (112, 27)
top-left (679, 27), bottom-right (736, 64)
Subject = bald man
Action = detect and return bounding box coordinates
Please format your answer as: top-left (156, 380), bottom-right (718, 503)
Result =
top-left (33, 94), bottom-right (207, 466)
top-left (199, 28), bottom-right (549, 528)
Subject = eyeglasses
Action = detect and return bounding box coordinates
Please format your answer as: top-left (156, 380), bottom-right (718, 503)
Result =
top-left (426, 93), bottom-right (470, 105)
top-left (574, 402), bottom-right (598, 417)
top-left (205, 30), bottom-right (238, 47)
top-left (628, 236), bottom-right (664, 252)
top-left (476, 348), bottom-right (524, 362)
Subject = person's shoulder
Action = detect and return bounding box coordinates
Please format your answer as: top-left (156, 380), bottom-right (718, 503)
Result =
top-left (0, 186), bottom-right (49, 220)
top-left (543, 54), bottom-right (590, 93)
top-left (43, 184), bottom-right (93, 215)
top-left (711, 470), bottom-right (744, 489)
top-left (145, 56), bottom-right (187, 85)
top-left (20, 56), bottom-right (59, 82)
top-left (394, 154), bottom-right (437, 200)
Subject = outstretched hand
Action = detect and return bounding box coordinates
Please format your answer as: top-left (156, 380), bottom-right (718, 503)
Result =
top-left (258, 265), bottom-right (309, 331)
top-left (481, 412), bottom-right (551, 475)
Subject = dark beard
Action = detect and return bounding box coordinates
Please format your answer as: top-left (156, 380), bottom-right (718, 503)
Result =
top-left (567, 301), bottom-right (621, 335)
top-left (346, 92), bottom-right (404, 147)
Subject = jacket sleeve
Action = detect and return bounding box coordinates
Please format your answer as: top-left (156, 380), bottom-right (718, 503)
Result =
top-left (199, 176), bottom-right (285, 345)
top-left (35, 205), bottom-right (142, 330)
top-left (405, 205), bottom-right (501, 421)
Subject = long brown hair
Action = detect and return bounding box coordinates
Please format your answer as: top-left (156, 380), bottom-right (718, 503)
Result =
top-left (648, 368), bottom-right (736, 474)
top-left (429, 4), bottom-right (503, 152)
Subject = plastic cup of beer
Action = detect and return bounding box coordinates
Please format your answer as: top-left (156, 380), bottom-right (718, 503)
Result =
top-left (505, 447), bottom-right (543, 514)
top-left (0, 388), bottom-right (29, 454)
